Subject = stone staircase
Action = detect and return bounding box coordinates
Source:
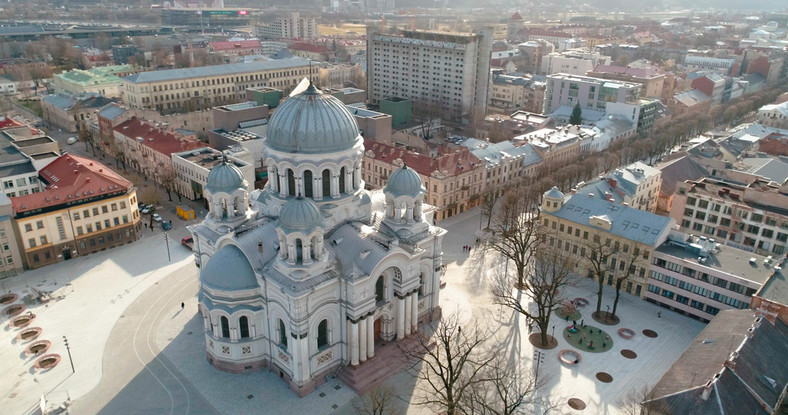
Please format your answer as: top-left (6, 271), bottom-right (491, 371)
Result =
top-left (337, 336), bottom-right (429, 395)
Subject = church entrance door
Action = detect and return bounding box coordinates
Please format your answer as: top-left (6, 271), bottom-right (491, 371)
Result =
top-left (62, 248), bottom-right (71, 260)
top-left (374, 318), bottom-right (382, 341)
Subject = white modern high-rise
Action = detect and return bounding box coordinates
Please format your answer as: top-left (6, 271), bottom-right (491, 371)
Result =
top-left (366, 28), bottom-right (493, 124)
top-left (257, 12), bottom-right (318, 40)
top-left (543, 73), bottom-right (641, 114)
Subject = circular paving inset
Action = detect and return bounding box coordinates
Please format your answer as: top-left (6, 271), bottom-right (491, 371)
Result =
top-left (621, 349), bottom-right (638, 359)
top-left (618, 328), bottom-right (635, 339)
top-left (25, 340), bottom-right (51, 356)
top-left (34, 354), bottom-right (61, 370)
top-left (643, 329), bottom-right (658, 338)
top-left (568, 398), bottom-right (586, 410)
top-left (11, 314), bottom-right (35, 328)
top-left (2, 303), bottom-right (26, 317)
top-left (17, 327), bottom-right (42, 342)
top-left (0, 293), bottom-right (18, 305)
top-left (596, 372), bottom-right (613, 383)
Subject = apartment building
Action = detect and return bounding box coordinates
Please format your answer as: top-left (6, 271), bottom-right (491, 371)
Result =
top-left (539, 49), bottom-right (611, 76)
top-left (0, 193), bottom-right (23, 277)
top-left (540, 188), bottom-right (674, 298)
top-left (41, 92), bottom-right (115, 133)
top-left (367, 28), bottom-right (493, 124)
top-left (9, 154), bottom-right (140, 269)
top-left (587, 63), bottom-right (666, 99)
top-left (120, 57), bottom-right (316, 114)
top-left (514, 127), bottom-right (582, 165)
top-left (0, 118), bottom-right (59, 198)
top-left (363, 138), bottom-right (485, 221)
top-left (575, 161), bottom-right (662, 212)
top-left (646, 233), bottom-right (775, 323)
top-left (257, 12), bottom-right (318, 40)
top-left (459, 138), bottom-right (543, 197)
top-left (172, 147), bottom-right (254, 200)
top-left (543, 73), bottom-right (641, 114)
top-left (684, 55), bottom-right (737, 75)
top-left (670, 177), bottom-right (788, 257)
top-left (757, 101), bottom-right (788, 129)
top-left (488, 72), bottom-right (545, 114)
top-left (113, 118), bottom-right (204, 187)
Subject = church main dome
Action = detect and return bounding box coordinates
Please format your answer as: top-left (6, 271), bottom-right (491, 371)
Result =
top-left (265, 84), bottom-right (361, 154)
top-left (206, 158), bottom-right (246, 194)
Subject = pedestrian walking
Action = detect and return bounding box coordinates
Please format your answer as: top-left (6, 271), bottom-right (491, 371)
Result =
top-left (468, 246), bottom-right (471, 253)
top-left (581, 319), bottom-right (584, 327)
top-left (657, 311), bottom-right (661, 318)
top-left (602, 341), bottom-right (607, 348)
top-left (144, 223), bottom-right (148, 229)
top-left (181, 302), bottom-right (185, 310)
top-left (565, 315), bottom-right (569, 322)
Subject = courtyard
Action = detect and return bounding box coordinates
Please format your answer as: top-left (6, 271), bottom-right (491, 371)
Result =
top-left (0, 206), bottom-right (706, 414)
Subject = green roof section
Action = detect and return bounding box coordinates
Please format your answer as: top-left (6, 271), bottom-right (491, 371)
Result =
top-left (56, 65), bottom-right (132, 86)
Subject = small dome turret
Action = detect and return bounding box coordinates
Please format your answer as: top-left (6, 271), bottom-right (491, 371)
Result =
top-left (541, 186), bottom-right (565, 213)
top-left (384, 165), bottom-right (424, 198)
top-left (279, 196), bottom-right (324, 232)
top-left (201, 245), bottom-right (257, 291)
top-left (206, 157), bottom-right (247, 194)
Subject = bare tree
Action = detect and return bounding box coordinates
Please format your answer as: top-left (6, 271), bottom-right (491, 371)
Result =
top-left (402, 313), bottom-right (495, 415)
top-left (480, 189), bottom-right (498, 230)
top-left (493, 245), bottom-right (576, 347)
top-left (486, 182), bottom-right (543, 289)
top-left (582, 234), bottom-right (618, 315)
top-left (463, 353), bottom-right (549, 415)
top-left (352, 384), bottom-right (401, 415)
top-left (611, 247), bottom-right (645, 318)
top-left (617, 384), bottom-right (670, 415)
top-left (160, 170), bottom-right (177, 202)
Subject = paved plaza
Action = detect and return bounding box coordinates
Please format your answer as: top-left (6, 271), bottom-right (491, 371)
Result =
top-left (0, 206), bottom-right (706, 414)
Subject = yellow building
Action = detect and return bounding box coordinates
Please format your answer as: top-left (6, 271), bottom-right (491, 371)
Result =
top-left (539, 187), bottom-right (674, 298)
top-left (10, 154), bottom-right (141, 269)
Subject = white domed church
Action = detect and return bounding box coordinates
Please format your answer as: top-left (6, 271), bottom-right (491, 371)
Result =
top-left (189, 83), bottom-right (445, 396)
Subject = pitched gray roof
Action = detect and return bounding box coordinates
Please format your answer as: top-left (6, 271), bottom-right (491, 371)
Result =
top-left (545, 193), bottom-right (672, 246)
top-left (98, 103), bottom-right (126, 120)
top-left (123, 57), bottom-right (310, 84)
top-left (658, 156), bottom-right (708, 196)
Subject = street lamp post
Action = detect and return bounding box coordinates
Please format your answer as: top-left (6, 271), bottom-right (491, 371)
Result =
top-left (606, 305), bottom-right (610, 322)
top-left (552, 324), bottom-right (555, 340)
top-left (164, 232), bottom-right (171, 262)
top-left (63, 336), bottom-right (75, 373)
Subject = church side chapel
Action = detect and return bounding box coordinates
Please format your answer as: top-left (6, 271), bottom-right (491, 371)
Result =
top-left (189, 81), bottom-right (446, 396)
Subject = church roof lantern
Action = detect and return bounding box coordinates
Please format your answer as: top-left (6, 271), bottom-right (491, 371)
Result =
top-left (205, 156), bottom-right (246, 194)
top-left (200, 245), bottom-right (257, 291)
top-left (384, 164), bottom-right (424, 198)
top-left (279, 196), bottom-right (324, 232)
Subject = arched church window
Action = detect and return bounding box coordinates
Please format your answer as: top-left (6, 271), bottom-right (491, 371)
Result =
top-left (287, 169), bottom-right (295, 197)
top-left (295, 238), bottom-right (303, 262)
top-left (375, 276), bottom-right (384, 303)
top-left (303, 170), bottom-right (313, 198)
top-left (419, 273), bottom-right (425, 298)
top-left (239, 316), bottom-right (250, 339)
top-left (220, 316), bottom-right (230, 338)
top-left (317, 319), bottom-right (328, 349)
top-left (339, 167), bottom-right (346, 194)
top-left (322, 169), bottom-right (331, 197)
top-left (279, 319), bottom-right (288, 347)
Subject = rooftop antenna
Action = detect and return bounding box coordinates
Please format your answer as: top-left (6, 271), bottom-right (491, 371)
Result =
top-left (309, 60), bottom-right (313, 86)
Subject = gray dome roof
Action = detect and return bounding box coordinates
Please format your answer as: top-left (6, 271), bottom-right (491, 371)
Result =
top-left (384, 165), bottom-right (424, 198)
top-left (206, 158), bottom-right (246, 194)
top-left (266, 84), bottom-right (360, 154)
top-left (544, 186), bottom-right (564, 199)
top-left (279, 197), bottom-right (323, 232)
top-left (201, 245), bottom-right (257, 291)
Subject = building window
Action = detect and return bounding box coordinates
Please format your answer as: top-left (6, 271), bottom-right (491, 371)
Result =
top-left (25, 224), bottom-right (32, 232)
top-left (375, 276), bottom-right (385, 303)
top-left (102, 206), bottom-right (108, 214)
top-left (40, 236), bottom-right (47, 245)
top-left (36, 220), bottom-right (44, 229)
top-left (28, 238), bottom-right (36, 248)
top-left (317, 319), bottom-right (328, 349)
top-left (239, 316), bottom-right (250, 339)
top-left (220, 316), bottom-right (230, 338)
top-left (279, 320), bottom-right (288, 347)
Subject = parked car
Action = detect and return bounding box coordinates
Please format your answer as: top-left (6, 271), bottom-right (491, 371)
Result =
top-left (141, 207), bottom-right (150, 214)
top-left (152, 213), bottom-right (162, 222)
top-left (181, 236), bottom-right (194, 251)
top-left (162, 220), bottom-right (171, 230)
top-left (67, 137), bottom-right (78, 145)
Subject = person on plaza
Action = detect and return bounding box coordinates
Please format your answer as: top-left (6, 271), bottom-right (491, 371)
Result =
top-left (579, 338), bottom-right (583, 344)
top-left (565, 315), bottom-right (569, 322)
top-left (658, 311), bottom-right (662, 318)
top-left (589, 341), bottom-right (594, 349)
top-left (581, 319), bottom-right (585, 327)
top-left (602, 341), bottom-right (607, 348)
top-left (181, 302), bottom-right (184, 310)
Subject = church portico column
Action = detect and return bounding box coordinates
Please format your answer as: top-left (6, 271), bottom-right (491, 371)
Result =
top-left (404, 294), bottom-right (413, 336)
top-left (353, 165), bottom-right (361, 188)
top-left (302, 241), bottom-right (313, 265)
top-left (344, 169), bottom-right (353, 192)
top-left (415, 201), bottom-right (423, 220)
top-left (279, 173), bottom-right (287, 197)
top-left (366, 315), bottom-right (375, 359)
top-left (350, 320), bottom-right (360, 366)
top-left (331, 175), bottom-right (340, 197)
top-left (411, 292), bottom-right (419, 332)
top-left (406, 206), bottom-right (414, 223)
top-left (397, 296), bottom-right (406, 340)
top-left (359, 317), bottom-right (367, 363)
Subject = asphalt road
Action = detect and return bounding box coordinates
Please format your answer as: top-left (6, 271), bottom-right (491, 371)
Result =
top-left (69, 264), bottom-right (220, 415)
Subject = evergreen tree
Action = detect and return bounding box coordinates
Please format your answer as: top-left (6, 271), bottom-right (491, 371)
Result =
top-left (569, 103), bottom-right (583, 126)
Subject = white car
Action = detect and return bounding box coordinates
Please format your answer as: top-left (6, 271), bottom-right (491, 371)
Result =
top-left (67, 137), bottom-right (78, 145)
top-left (152, 213), bottom-right (162, 222)
top-left (141, 207), bottom-right (150, 214)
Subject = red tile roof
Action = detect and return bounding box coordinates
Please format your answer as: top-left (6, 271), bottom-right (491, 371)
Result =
top-left (289, 42), bottom-right (328, 53)
top-left (364, 138), bottom-right (482, 178)
top-left (0, 117), bottom-right (25, 130)
top-left (10, 154), bottom-right (132, 214)
top-left (114, 118), bottom-right (202, 157)
top-left (511, 12), bottom-right (523, 20)
top-left (209, 40), bottom-right (262, 51)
